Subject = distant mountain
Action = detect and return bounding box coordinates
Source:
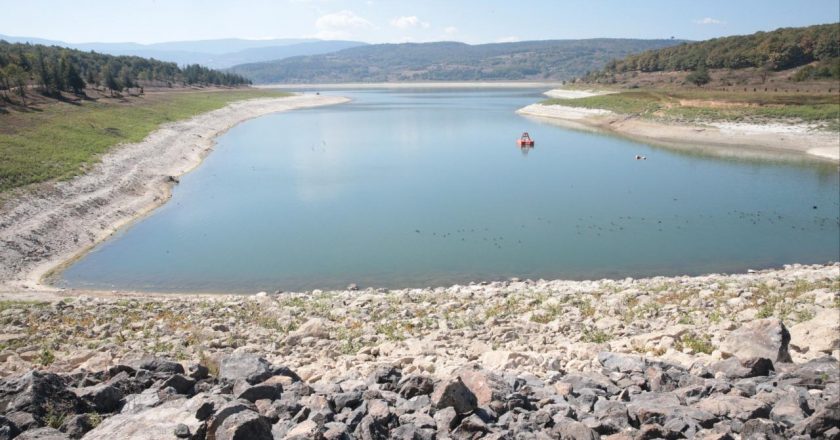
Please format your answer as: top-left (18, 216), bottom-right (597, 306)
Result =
top-left (0, 35), bottom-right (367, 68)
top-left (227, 39), bottom-right (685, 84)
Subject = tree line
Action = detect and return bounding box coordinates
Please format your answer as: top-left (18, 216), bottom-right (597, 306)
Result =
top-left (586, 23), bottom-right (839, 81)
top-left (0, 40), bottom-right (251, 104)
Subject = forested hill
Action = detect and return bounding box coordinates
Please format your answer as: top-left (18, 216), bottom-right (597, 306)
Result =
top-left (0, 40), bottom-right (251, 99)
top-left (589, 23), bottom-right (839, 79)
top-left (228, 39), bottom-right (684, 83)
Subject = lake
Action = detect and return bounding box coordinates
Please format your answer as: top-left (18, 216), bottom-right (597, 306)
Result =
top-left (58, 88), bottom-right (840, 292)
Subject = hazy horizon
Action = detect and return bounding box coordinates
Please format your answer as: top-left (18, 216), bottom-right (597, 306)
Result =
top-left (1, 0), bottom-right (837, 46)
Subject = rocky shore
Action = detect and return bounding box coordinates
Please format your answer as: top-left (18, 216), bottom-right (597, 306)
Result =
top-left (0, 263), bottom-right (836, 438)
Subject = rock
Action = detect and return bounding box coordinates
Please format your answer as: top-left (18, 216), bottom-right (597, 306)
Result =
top-left (694, 395), bottom-right (771, 421)
top-left (0, 371), bottom-right (86, 420)
top-left (73, 383), bottom-right (124, 413)
top-left (188, 364), bottom-right (210, 380)
top-left (59, 414), bottom-right (94, 439)
top-left (434, 406), bottom-right (459, 432)
top-left (451, 413), bottom-right (489, 437)
top-left (397, 375), bottom-right (434, 399)
top-left (708, 357), bottom-right (774, 379)
top-left (232, 380), bottom-right (282, 403)
top-left (14, 427), bottom-right (70, 440)
top-left (430, 377), bottom-right (478, 414)
top-left (598, 352), bottom-right (647, 373)
top-left (741, 418), bottom-right (786, 440)
top-left (83, 394), bottom-right (213, 440)
top-left (719, 318), bottom-right (792, 363)
top-left (790, 309), bottom-right (840, 355)
top-left (283, 419), bottom-right (320, 439)
top-left (213, 410), bottom-right (272, 440)
top-left (138, 357), bottom-right (185, 375)
top-left (552, 418), bottom-right (600, 440)
top-left (456, 367), bottom-right (511, 407)
top-left (218, 353), bottom-right (273, 385)
top-left (0, 415), bottom-right (19, 440)
top-left (160, 374), bottom-right (196, 395)
top-left (285, 318), bottom-right (331, 345)
top-left (173, 423), bottom-right (191, 438)
top-left (793, 399), bottom-right (839, 438)
top-left (770, 391), bottom-right (808, 427)
top-left (354, 415), bottom-right (389, 440)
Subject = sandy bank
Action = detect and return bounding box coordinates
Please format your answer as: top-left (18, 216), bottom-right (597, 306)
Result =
top-left (0, 94), bottom-right (350, 292)
top-left (517, 103), bottom-right (840, 162)
top-left (543, 88), bottom-right (616, 99)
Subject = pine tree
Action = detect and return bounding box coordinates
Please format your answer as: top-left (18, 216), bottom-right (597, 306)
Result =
top-left (65, 61), bottom-right (86, 95)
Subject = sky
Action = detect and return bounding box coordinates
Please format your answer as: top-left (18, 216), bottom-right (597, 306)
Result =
top-left (0, 0), bottom-right (837, 44)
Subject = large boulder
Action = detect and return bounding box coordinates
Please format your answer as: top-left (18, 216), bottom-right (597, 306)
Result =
top-left (83, 394), bottom-right (225, 440)
top-left (430, 377), bottom-right (478, 414)
top-left (72, 383), bottom-right (124, 413)
top-left (213, 410), bottom-right (272, 440)
top-left (789, 309), bottom-right (840, 357)
top-left (693, 395), bottom-right (771, 421)
top-left (455, 367), bottom-right (511, 407)
top-left (719, 318), bottom-right (792, 363)
top-left (218, 354), bottom-right (273, 385)
top-left (0, 371), bottom-right (86, 421)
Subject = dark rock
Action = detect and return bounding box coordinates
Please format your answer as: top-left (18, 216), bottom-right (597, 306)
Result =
top-left (207, 400), bottom-right (256, 439)
top-left (709, 357), bottom-right (774, 379)
top-left (59, 414), bottom-right (94, 439)
top-left (219, 353), bottom-right (273, 385)
top-left (173, 423), bottom-right (191, 438)
top-left (188, 363), bottom-right (210, 380)
top-left (5, 411), bottom-right (36, 432)
top-left (719, 318), bottom-right (792, 363)
top-left (160, 375), bottom-right (196, 395)
top-left (323, 421), bottom-right (353, 440)
top-left (232, 380), bottom-right (282, 403)
top-left (0, 371), bottom-right (87, 420)
top-left (552, 418), bottom-right (600, 440)
top-left (354, 414), bottom-right (389, 440)
top-left (332, 391), bottom-right (363, 412)
top-left (451, 413), bottom-right (489, 438)
top-left (370, 367), bottom-right (402, 391)
top-left (431, 377), bottom-right (478, 414)
top-left (398, 375), bottom-right (434, 399)
top-left (779, 356), bottom-right (840, 389)
top-left (138, 357), bottom-right (185, 375)
top-left (694, 395), bottom-right (771, 421)
top-left (599, 352), bottom-right (647, 373)
top-left (213, 409), bottom-right (272, 440)
top-left (793, 399), bottom-right (839, 438)
top-left (592, 400), bottom-right (630, 434)
top-left (0, 416), bottom-right (19, 440)
top-left (770, 390), bottom-right (809, 428)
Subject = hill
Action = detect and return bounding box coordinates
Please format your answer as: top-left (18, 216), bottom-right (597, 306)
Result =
top-left (0, 40), bottom-right (251, 104)
top-left (583, 23), bottom-right (839, 84)
top-left (0, 35), bottom-right (367, 68)
top-left (228, 38), bottom-right (685, 84)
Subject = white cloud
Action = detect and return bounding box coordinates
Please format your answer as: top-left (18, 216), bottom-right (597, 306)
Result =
top-left (314, 10), bottom-right (374, 39)
top-left (496, 36), bottom-right (520, 43)
top-left (390, 16), bottom-right (430, 29)
top-left (694, 17), bottom-right (725, 25)
top-left (444, 26), bottom-right (458, 35)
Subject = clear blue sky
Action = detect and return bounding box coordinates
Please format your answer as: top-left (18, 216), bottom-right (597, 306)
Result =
top-left (1, 0), bottom-right (837, 44)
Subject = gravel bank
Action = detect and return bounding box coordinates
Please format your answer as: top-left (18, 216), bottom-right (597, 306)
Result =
top-left (0, 95), bottom-right (350, 292)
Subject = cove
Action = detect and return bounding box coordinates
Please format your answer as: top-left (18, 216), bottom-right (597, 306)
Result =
top-left (58, 88), bottom-right (840, 292)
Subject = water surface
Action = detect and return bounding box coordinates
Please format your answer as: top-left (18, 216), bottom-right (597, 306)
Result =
top-left (60, 89), bottom-right (840, 292)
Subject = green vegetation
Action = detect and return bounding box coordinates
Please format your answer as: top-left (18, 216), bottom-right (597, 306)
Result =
top-left (0, 40), bottom-right (251, 101)
top-left (230, 39), bottom-right (683, 83)
top-left (677, 333), bottom-right (714, 354)
top-left (542, 89), bottom-right (840, 128)
top-left (0, 89), bottom-right (290, 192)
top-left (589, 23), bottom-right (839, 79)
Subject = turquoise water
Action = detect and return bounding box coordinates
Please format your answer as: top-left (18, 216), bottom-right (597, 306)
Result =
top-left (59, 89), bottom-right (840, 292)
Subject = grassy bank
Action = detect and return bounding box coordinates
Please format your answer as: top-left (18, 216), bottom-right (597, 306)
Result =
top-left (0, 89), bottom-right (290, 193)
top-left (542, 89), bottom-right (840, 129)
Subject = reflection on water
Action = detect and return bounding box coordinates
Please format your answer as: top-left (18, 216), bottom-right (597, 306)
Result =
top-left (59, 89), bottom-right (840, 292)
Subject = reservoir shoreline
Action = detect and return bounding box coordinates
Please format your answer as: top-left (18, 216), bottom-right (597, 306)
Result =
top-left (0, 94), bottom-right (350, 293)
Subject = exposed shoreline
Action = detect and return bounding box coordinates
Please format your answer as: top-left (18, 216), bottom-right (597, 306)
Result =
top-left (0, 94), bottom-right (350, 294)
top-left (518, 89), bottom-right (840, 163)
top-left (255, 81), bottom-right (567, 89)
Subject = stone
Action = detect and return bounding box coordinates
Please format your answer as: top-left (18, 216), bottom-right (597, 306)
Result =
top-left (59, 414), bottom-right (94, 439)
top-left (14, 427), bottom-right (70, 440)
top-left (793, 399), bottom-right (839, 438)
top-left (0, 415), bottom-right (19, 440)
top-left (285, 318), bottom-right (331, 345)
top-left (434, 406), bottom-right (459, 432)
top-left (741, 418), bottom-right (786, 440)
top-left (232, 380), bottom-right (282, 403)
top-left (694, 395), bottom-right (771, 421)
top-left (161, 374), bottom-right (196, 394)
top-left (0, 371), bottom-right (86, 419)
top-left (598, 352), bottom-right (647, 373)
top-left (218, 353), bottom-right (273, 385)
top-left (138, 357), bottom-right (185, 375)
top-left (789, 309), bottom-right (840, 355)
top-left (456, 367), bottom-right (511, 407)
top-left (770, 391), bottom-right (808, 427)
top-left (83, 395), bottom-right (209, 440)
top-left (213, 410), bottom-right (272, 440)
top-left (397, 375), bottom-right (434, 399)
top-left (551, 418), bottom-right (599, 440)
top-left (719, 318), bottom-right (792, 363)
top-left (283, 419), bottom-right (320, 438)
top-left (430, 377), bottom-right (478, 414)
top-left (708, 357), bottom-right (774, 379)
top-left (72, 382), bottom-right (124, 413)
